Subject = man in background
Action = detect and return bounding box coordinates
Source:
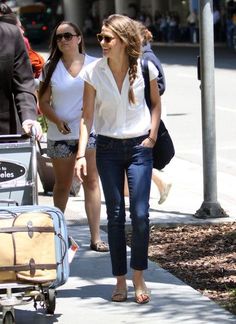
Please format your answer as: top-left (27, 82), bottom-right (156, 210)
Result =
top-left (0, 3), bottom-right (42, 138)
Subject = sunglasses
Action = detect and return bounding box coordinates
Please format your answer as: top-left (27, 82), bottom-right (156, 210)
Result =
top-left (97, 33), bottom-right (115, 43)
top-left (56, 32), bottom-right (78, 42)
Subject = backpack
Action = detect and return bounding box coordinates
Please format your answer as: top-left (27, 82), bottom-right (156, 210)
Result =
top-left (28, 48), bottom-right (45, 78)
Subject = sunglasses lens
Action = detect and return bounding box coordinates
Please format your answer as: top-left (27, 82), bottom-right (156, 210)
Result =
top-left (104, 36), bottom-right (112, 43)
top-left (56, 33), bottom-right (74, 41)
top-left (97, 34), bottom-right (103, 42)
top-left (56, 34), bottom-right (63, 41)
top-left (64, 33), bottom-right (73, 41)
top-left (97, 34), bottom-right (114, 43)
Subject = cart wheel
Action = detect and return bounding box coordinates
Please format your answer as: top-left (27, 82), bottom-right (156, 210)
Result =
top-left (3, 311), bottom-right (15, 324)
top-left (45, 288), bottom-right (56, 314)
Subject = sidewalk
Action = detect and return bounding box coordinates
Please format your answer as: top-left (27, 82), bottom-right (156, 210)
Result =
top-left (14, 156), bottom-right (236, 323)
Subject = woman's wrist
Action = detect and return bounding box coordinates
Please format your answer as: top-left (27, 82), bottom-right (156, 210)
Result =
top-left (148, 136), bottom-right (156, 145)
top-left (76, 156), bottom-right (85, 161)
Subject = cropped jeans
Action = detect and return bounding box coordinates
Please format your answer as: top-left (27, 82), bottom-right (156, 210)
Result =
top-left (96, 134), bottom-right (153, 276)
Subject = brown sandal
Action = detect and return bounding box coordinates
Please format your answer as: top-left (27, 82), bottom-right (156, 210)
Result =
top-left (134, 288), bottom-right (151, 304)
top-left (90, 241), bottom-right (109, 252)
top-left (111, 288), bottom-right (128, 302)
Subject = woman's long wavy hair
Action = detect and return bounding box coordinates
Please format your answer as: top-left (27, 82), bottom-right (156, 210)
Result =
top-left (38, 21), bottom-right (85, 99)
top-left (102, 14), bottom-right (141, 104)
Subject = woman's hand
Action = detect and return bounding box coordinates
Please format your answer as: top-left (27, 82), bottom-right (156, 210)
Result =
top-left (74, 156), bottom-right (87, 182)
top-left (141, 136), bottom-right (156, 148)
top-left (57, 121), bottom-right (71, 135)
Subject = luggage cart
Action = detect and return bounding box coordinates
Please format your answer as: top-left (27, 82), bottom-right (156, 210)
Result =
top-left (0, 133), bottom-right (38, 206)
top-left (0, 283), bottom-right (56, 324)
top-left (0, 133), bottom-right (78, 323)
top-left (0, 205), bottom-right (78, 323)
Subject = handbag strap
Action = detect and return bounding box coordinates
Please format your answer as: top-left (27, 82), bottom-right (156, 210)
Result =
top-left (141, 58), bottom-right (151, 110)
top-left (141, 58), bottom-right (166, 136)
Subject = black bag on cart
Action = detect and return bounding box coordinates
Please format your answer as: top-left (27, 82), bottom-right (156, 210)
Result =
top-left (0, 205), bottom-right (69, 288)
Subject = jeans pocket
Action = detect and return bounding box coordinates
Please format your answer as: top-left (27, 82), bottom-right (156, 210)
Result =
top-left (135, 144), bottom-right (152, 151)
top-left (96, 137), bottom-right (113, 151)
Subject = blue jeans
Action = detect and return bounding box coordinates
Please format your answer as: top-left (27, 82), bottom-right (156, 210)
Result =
top-left (96, 135), bottom-right (153, 276)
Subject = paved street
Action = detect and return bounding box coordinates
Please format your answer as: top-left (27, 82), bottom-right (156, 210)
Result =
top-left (5, 42), bottom-right (235, 323)
top-left (11, 153), bottom-right (236, 323)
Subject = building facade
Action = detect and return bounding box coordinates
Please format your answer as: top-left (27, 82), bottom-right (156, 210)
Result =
top-left (62, 0), bottom-right (227, 27)
top-left (62, 0), bottom-right (231, 43)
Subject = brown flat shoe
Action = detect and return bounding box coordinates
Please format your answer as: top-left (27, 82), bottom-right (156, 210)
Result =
top-left (111, 288), bottom-right (128, 302)
top-left (158, 183), bottom-right (172, 205)
top-left (134, 288), bottom-right (151, 304)
top-left (90, 241), bottom-right (109, 252)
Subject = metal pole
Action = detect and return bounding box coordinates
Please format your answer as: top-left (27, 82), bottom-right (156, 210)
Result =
top-left (195, 0), bottom-right (228, 218)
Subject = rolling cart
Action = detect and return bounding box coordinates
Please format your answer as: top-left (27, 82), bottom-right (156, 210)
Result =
top-left (0, 205), bottom-right (76, 324)
top-left (0, 282), bottom-right (57, 323)
top-left (0, 132), bottom-right (78, 323)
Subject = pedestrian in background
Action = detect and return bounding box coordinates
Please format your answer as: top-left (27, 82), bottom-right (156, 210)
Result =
top-left (124, 21), bottom-right (172, 205)
top-left (0, 4), bottom-right (42, 138)
top-left (0, 4), bottom-right (44, 88)
top-left (38, 21), bottom-right (108, 252)
top-left (75, 14), bottom-right (161, 304)
top-left (187, 9), bottom-right (198, 43)
top-left (138, 21), bottom-right (172, 205)
top-left (16, 18), bottom-right (45, 81)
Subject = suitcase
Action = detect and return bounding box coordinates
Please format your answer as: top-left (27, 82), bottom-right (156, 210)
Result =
top-left (0, 205), bottom-right (69, 288)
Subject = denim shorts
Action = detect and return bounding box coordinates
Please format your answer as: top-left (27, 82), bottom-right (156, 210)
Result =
top-left (47, 133), bottom-right (97, 158)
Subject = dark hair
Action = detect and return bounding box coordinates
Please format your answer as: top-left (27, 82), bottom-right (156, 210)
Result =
top-left (38, 21), bottom-right (85, 98)
top-left (0, 4), bottom-right (13, 15)
top-left (0, 4), bottom-right (18, 25)
top-left (0, 12), bottom-right (18, 25)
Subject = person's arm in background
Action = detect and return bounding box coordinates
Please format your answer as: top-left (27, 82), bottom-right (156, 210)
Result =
top-left (13, 28), bottom-right (42, 139)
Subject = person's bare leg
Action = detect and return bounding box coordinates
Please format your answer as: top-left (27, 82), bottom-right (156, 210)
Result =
top-left (52, 155), bottom-right (75, 212)
top-left (112, 275), bottom-right (127, 302)
top-left (132, 270), bottom-right (150, 304)
top-left (152, 168), bottom-right (172, 204)
top-left (82, 149), bottom-right (104, 246)
top-left (124, 174), bottom-right (129, 196)
top-left (152, 168), bottom-right (165, 193)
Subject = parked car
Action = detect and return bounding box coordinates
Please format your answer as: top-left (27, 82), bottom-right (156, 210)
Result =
top-left (18, 2), bottom-right (53, 42)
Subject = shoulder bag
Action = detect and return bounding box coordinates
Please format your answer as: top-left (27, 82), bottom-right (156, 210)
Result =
top-left (141, 58), bottom-right (175, 170)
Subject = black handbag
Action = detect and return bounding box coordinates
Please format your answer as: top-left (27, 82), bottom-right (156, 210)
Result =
top-left (141, 58), bottom-right (175, 170)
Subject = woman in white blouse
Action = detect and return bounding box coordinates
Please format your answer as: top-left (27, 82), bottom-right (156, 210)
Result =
top-left (75, 14), bottom-right (161, 304)
top-left (38, 21), bottom-right (108, 253)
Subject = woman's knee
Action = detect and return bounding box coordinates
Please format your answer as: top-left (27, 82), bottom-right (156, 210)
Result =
top-left (83, 172), bottom-right (100, 190)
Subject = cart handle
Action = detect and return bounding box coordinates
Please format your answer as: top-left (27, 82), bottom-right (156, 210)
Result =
top-left (0, 199), bottom-right (19, 206)
top-left (0, 133), bottom-right (30, 142)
